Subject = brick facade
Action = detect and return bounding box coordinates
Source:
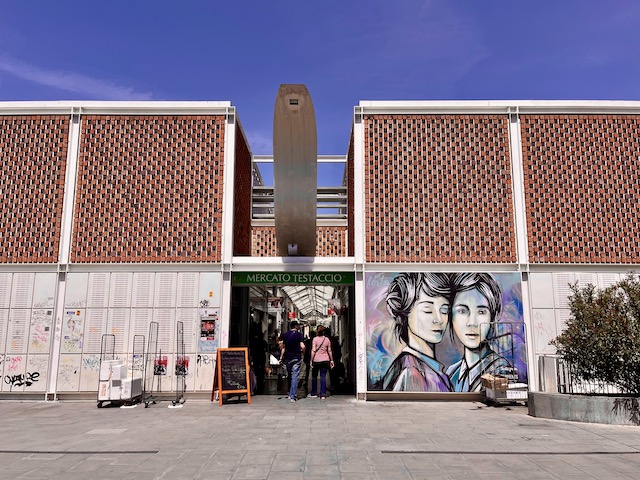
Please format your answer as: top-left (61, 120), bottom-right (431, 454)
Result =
top-left (72, 115), bottom-right (226, 263)
top-left (0, 115), bottom-right (69, 263)
top-left (364, 114), bottom-right (516, 263)
top-left (252, 226), bottom-right (348, 257)
top-left (233, 126), bottom-right (252, 256)
top-left (347, 128), bottom-right (355, 257)
top-left (521, 115), bottom-right (640, 263)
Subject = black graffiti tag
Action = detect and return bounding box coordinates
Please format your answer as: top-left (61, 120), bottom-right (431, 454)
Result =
top-left (4, 371), bottom-right (40, 389)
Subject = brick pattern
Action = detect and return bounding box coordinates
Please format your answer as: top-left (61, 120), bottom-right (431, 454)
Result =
top-left (252, 226), bottom-right (347, 257)
top-left (364, 115), bottom-right (516, 263)
top-left (233, 128), bottom-right (252, 256)
top-left (72, 115), bottom-right (225, 263)
top-left (521, 115), bottom-right (640, 263)
top-left (0, 115), bottom-right (69, 263)
top-left (347, 128), bottom-right (355, 257)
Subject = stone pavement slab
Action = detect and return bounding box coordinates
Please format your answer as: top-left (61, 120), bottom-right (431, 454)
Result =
top-left (0, 395), bottom-right (639, 479)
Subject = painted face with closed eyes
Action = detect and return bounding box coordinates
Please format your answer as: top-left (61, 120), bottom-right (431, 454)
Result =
top-left (452, 289), bottom-right (492, 350)
top-left (407, 289), bottom-right (450, 347)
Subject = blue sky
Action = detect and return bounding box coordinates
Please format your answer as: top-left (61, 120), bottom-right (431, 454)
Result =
top-left (1, 0), bottom-right (639, 161)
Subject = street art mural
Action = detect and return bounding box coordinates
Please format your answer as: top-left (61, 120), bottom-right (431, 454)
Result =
top-left (366, 272), bottom-right (527, 392)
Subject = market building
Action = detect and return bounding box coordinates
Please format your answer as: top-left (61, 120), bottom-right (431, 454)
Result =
top-left (0, 99), bottom-right (638, 400)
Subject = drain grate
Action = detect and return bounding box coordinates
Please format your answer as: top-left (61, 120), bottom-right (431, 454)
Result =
top-left (0, 450), bottom-right (158, 455)
top-left (381, 450), bottom-right (640, 455)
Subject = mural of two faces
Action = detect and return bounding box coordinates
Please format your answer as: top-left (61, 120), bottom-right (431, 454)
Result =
top-left (366, 272), bottom-right (527, 392)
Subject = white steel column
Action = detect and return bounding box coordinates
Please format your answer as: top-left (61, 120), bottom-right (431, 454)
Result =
top-left (508, 108), bottom-right (529, 266)
top-left (219, 107), bottom-right (237, 348)
top-left (49, 107), bottom-right (82, 396)
top-left (508, 108), bottom-right (537, 391)
top-left (353, 107), bottom-right (368, 398)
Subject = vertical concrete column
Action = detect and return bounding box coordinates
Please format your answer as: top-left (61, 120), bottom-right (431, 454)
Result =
top-left (353, 107), bottom-right (368, 398)
top-left (49, 107), bottom-right (82, 396)
top-left (219, 107), bottom-right (237, 348)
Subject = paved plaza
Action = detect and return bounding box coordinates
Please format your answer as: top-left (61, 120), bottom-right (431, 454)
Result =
top-left (0, 395), bottom-right (639, 479)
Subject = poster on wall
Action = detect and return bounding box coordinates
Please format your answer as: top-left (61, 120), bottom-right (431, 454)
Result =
top-left (267, 297), bottom-right (284, 314)
top-left (366, 272), bottom-right (527, 393)
top-left (62, 310), bottom-right (84, 353)
top-left (198, 308), bottom-right (220, 353)
top-left (327, 299), bottom-right (341, 316)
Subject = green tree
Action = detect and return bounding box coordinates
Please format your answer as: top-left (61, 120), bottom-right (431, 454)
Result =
top-left (552, 275), bottom-right (640, 395)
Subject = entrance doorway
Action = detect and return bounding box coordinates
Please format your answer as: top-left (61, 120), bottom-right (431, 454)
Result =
top-left (230, 277), bottom-right (355, 397)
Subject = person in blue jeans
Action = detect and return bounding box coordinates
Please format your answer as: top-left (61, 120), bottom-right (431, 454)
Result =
top-left (308, 325), bottom-right (334, 399)
top-left (280, 320), bottom-right (305, 402)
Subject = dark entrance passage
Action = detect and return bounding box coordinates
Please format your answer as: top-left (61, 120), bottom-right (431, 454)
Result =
top-left (230, 273), bottom-right (355, 397)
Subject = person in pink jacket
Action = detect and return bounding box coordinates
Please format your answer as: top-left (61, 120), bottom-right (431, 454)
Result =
top-left (307, 325), bottom-right (334, 399)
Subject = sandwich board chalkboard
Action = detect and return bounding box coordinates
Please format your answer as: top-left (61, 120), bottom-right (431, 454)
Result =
top-left (215, 347), bottom-right (251, 405)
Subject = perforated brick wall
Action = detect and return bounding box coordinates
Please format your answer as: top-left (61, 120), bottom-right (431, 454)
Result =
top-left (0, 115), bottom-right (69, 263)
top-left (72, 115), bottom-right (226, 263)
top-left (252, 226), bottom-right (347, 257)
top-left (233, 127), bottom-right (252, 256)
top-left (364, 115), bottom-right (516, 263)
top-left (521, 115), bottom-right (640, 263)
top-left (347, 128), bottom-right (355, 257)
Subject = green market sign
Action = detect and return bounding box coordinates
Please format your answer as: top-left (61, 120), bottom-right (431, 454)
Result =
top-left (232, 272), bottom-right (354, 286)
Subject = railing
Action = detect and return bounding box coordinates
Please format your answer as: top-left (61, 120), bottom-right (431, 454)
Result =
top-left (252, 186), bottom-right (348, 219)
top-left (538, 354), bottom-right (630, 395)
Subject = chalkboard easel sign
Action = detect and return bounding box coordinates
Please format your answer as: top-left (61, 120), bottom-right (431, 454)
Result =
top-left (215, 347), bottom-right (251, 405)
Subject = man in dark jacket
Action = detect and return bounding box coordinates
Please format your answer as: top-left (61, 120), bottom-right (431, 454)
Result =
top-left (280, 320), bottom-right (305, 402)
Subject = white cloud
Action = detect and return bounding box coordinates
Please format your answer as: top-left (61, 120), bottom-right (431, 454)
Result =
top-left (246, 130), bottom-right (273, 155)
top-left (0, 54), bottom-right (152, 100)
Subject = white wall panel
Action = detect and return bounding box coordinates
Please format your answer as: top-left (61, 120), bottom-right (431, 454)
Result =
top-left (83, 309), bottom-right (108, 354)
top-left (598, 273), bottom-right (621, 288)
top-left (531, 309), bottom-right (557, 354)
top-left (65, 273), bottom-right (88, 308)
top-left (529, 273), bottom-right (554, 309)
top-left (199, 272), bottom-right (221, 308)
top-left (0, 309), bottom-right (8, 354)
top-left (177, 273), bottom-right (199, 308)
top-left (555, 308), bottom-right (572, 334)
top-left (195, 352), bottom-right (215, 391)
top-left (87, 273), bottom-right (110, 308)
top-left (574, 273), bottom-right (598, 289)
top-left (109, 272), bottom-right (133, 308)
top-left (154, 309), bottom-right (174, 353)
top-left (0, 273), bottom-right (12, 308)
top-left (176, 309), bottom-right (198, 352)
top-left (2, 354), bottom-right (26, 392)
top-left (24, 354), bottom-right (48, 392)
top-left (553, 273), bottom-right (574, 309)
top-left (57, 354), bottom-right (81, 391)
top-left (11, 273), bottom-right (34, 308)
top-left (132, 273), bottom-right (155, 308)
top-left (6, 309), bottom-right (29, 354)
top-left (108, 309), bottom-right (130, 354)
top-left (80, 354), bottom-right (101, 391)
top-left (28, 309), bottom-right (53, 354)
top-left (155, 273), bottom-right (177, 308)
top-left (33, 273), bottom-right (56, 308)
top-left (129, 308), bottom-right (153, 351)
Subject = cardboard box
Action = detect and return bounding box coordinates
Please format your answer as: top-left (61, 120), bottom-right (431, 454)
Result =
top-left (98, 381), bottom-right (110, 400)
top-left (111, 364), bottom-right (127, 381)
top-left (481, 374), bottom-right (508, 391)
top-left (121, 378), bottom-right (132, 399)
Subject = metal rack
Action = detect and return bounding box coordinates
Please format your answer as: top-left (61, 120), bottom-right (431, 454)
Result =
top-left (143, 321), bottom-right (159, 408)
top-left (97, 334), bottom-right (143, 408)
top-left (481, 321), bottom-right (529, 406)
top-left (173, 321), bottom-right (187, 406)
